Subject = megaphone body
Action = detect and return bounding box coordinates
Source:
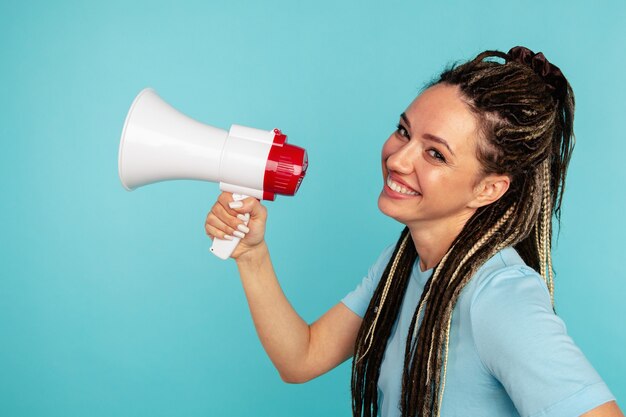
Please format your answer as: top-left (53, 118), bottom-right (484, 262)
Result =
top-left (118, 88), bottom-right (308, 259)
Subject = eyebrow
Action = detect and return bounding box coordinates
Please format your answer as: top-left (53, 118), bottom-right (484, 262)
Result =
top-left (400, 112), bottom-right (456, 157)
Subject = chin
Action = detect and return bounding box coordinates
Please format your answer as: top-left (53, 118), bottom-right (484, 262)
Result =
top-left (378, 193), bottom-right (405, 222)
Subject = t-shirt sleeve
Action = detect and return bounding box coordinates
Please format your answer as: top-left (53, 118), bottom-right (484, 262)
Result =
top-left (341, 244), bottom-right (396, 318)
top-left (470, 267), bottom-right (615, 417)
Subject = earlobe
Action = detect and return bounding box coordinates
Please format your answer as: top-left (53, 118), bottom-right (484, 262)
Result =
top-left (470, 175), bottom-right (511, 208)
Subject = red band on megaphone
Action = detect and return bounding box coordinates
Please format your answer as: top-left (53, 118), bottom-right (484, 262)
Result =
top-left (263, 129), bottom-right (308, 200)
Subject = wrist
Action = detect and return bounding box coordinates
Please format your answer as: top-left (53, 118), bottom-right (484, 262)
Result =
top-left (235, 241), bottom-right (269, 268)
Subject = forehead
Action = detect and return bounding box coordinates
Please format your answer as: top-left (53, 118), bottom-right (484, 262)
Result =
top-left (404, 84), bottom-right (480, 153)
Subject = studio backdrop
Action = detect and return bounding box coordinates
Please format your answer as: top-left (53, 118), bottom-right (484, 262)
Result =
top-left (1, 0), bottom-right (624, 416)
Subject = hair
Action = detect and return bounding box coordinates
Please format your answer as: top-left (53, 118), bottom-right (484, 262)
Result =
top-left (351, 48), bottom-right (575, 417)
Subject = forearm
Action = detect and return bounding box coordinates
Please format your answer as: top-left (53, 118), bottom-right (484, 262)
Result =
top-left (235, 241), bottom-right (311, 381)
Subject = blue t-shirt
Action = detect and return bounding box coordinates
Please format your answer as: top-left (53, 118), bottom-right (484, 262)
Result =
top-left (342, 244), bottom-right (615, 417)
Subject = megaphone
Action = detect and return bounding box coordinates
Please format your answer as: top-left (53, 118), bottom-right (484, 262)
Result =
top-left (118, 88), bottom-right (308, 259)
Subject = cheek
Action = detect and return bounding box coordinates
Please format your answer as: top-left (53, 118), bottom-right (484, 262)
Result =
top-left (426, 171), bottom-right (476, 200)
top-left (381, 138), bottom-right (394, 159)
top-left (381, 139), bottom-right (395, 174)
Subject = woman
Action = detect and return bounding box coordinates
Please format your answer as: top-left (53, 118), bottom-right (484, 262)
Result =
top-left (204, 47), bottom-right (623, 417)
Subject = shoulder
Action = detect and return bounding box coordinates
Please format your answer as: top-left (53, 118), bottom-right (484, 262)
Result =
top-left (466, 248), bottom-right (615, 417)
top-left (467, 247), bottom-right (555, 345)
top-left (465, 247), bottom-right (560, 374)
top-left (340, 242), bottom-right (397, 318)
top-left (369, 243), bottom-right (397, 281)
top-left (466, 247), bottom-right (553, 346)
top-left (467, 246), bottom-right (550, 310)
top-left (354, 242), bottom-right (398, 289)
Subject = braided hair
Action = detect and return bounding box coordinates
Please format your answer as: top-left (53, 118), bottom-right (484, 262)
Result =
top-left (351, 47), bottom-right (575, 417)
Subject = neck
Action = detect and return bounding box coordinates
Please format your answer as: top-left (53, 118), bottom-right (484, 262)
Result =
top-left (407, 211), bottom-right (475, 272)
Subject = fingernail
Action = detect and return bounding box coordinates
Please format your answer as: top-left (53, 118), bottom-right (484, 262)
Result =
top-left (229, 201), bottom-right (243, 209)
top-left (237, 214), bottom-right (248, 222)
top-left (233, 230), bottom-right (245, 239)
top-left (237, 224), bottom-right (250, 233)
top-left (223, 234), bottom-right (234, 241)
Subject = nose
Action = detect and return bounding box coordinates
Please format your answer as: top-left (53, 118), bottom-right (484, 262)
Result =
top-left (386, 141), bottom-right (415, 174)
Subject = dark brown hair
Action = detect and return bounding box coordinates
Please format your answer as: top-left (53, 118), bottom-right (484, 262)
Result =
top-left (351, 48), bottom-right (575, 417)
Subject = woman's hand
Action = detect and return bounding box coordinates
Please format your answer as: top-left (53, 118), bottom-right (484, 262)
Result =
top-left (204, 192), bottom-right (267, 259)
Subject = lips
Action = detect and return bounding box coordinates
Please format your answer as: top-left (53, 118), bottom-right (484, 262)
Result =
top-left (386, 174), bottom-right (420, 195)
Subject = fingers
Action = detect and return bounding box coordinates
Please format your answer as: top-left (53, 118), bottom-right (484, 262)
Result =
top-left (205, 201), bottom-right (248, 240)
top-left (206, 193), bottom-right (267, 247)
top-left (205, 213), bottom-right (232, 240)
top-left (218, 192), bottom-right (266, 221)
top-left (217, 192), bottom-right (244, 217)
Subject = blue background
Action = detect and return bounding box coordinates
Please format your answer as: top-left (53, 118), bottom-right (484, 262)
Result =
top-left (1, 0), bottom-right (624, 416)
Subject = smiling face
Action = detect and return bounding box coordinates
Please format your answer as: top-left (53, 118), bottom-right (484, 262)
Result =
top-left (378, 83), bottom-right (490, 230)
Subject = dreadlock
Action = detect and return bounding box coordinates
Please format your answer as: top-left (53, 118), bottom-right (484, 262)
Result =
top-left (351, 47), bottom-right (575, 417)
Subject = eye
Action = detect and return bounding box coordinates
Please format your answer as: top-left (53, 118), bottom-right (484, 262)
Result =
top-left (395, 123), bottom-right (410, 139)
top-left (427, 148), bottom-right (446, 163)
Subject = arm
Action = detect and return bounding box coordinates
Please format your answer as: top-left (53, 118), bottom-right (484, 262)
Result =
top-left (235, 242), bottom-right (362, 382)
top-left (581, 401), bottom-right (624, 417)
top-left (205, 193), bottom-right (362, 383)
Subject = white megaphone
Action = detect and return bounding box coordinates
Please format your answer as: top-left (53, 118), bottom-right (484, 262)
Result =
top-left (118, 88), bottom-right (308, 259)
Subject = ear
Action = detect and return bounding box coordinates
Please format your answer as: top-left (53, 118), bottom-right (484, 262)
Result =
top-left (468, 174), bottom-right (510, 208)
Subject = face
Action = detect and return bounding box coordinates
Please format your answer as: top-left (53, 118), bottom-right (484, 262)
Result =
top-left (378, 83), bottom-right (486, 229)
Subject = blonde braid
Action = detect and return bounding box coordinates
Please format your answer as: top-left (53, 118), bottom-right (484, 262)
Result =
top-left (432, 205), bottom-right (517, 417)
top-left (355, 232), bottom-right (411, 364)
top-left (410, 247), bottom-right (455, 351)
top-left (418, 249), bottom-right (455, 381)
top-left (534, 222), bottom-right (543, 273)
top-left (540, 159), bottom-right (555, 306)
top-left (425, 205), bottom-right (515, 393)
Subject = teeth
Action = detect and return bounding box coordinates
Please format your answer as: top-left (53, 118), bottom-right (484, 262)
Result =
top-left (387, 176), bottom-right (419, 196)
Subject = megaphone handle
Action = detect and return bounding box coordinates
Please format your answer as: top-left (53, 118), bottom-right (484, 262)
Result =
top-left (210, 193), bottom-right (249, 260)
